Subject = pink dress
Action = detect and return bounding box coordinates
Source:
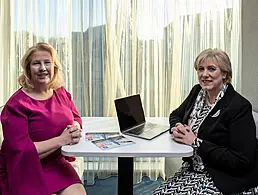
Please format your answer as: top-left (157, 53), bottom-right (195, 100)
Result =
top-left (0, 87), bottom-right (82, 195)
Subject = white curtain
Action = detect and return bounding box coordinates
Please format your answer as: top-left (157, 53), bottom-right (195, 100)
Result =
top-left (0, 0), bottom-right (241, 185)
top-left (0, 0), bottom-right (11, 106)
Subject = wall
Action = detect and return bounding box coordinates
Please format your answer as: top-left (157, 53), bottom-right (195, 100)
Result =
top-left (242, 0), bottom-right (258, 111)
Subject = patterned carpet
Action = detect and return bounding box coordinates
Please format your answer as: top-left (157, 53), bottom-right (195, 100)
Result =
top-left (85, 176), bottom-right (164, 195)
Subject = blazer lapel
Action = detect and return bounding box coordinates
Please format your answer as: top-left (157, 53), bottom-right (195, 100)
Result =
top-left (197, 84), bottom-right (236, 135)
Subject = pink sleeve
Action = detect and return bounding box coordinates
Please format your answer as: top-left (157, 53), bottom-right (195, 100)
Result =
top-left (64, 88), bottom-right (82, 128)
top-left (1, 102), bottom-right (49, 195)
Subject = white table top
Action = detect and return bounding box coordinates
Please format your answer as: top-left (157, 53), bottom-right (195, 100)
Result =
top-left (61, 117), bottom-right (193, 158)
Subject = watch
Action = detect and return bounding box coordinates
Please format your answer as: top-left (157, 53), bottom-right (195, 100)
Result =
top-left (192, 137), bottom-right (203, 149)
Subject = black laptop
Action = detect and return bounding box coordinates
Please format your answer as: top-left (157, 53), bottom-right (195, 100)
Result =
top-left (114, 94), bottom-right (169, 140)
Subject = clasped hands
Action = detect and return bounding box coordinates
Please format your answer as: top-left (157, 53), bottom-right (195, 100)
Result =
top-left (59, 125), bottom-right (82, 146)
top-left (171, 123), bottom-right (197, 145)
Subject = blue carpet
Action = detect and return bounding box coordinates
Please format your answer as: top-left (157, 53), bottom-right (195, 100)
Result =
top-left (85, 176), bottom-right (164, 195)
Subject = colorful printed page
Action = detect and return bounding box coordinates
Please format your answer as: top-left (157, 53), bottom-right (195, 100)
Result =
top-left (91, 135), bottom-right (135, 150)
top-left (85, 132), bottom-right (121, 141)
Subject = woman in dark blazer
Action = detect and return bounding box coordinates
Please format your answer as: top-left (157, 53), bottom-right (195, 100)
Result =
top-left (153, 48), bottom-right (258, 195)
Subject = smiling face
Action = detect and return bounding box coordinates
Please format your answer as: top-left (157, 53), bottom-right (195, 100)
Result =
top-left (197, 58), bottom-right (226, 94)
top-left (29, 51), bottom-right (54, 87)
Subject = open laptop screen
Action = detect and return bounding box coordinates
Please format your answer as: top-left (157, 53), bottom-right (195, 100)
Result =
top-left (114, 94), bottom-right (146, 132)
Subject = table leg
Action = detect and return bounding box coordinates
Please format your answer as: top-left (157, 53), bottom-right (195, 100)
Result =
top-left (118, 157), bottom-right (134, 195)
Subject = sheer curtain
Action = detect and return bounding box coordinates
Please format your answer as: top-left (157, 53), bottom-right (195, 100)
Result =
top-left (103, 0), bottom-right (241, 118)
top-left (0, 0), bottom-right (241, 185)
top-left (0, 0), bottom-right (11, 106)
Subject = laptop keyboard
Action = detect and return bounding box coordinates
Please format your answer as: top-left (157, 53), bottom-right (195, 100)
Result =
top-left (144, 123), bottom-right (157, 128)
top-left (128, 123), bottom-right (158, 135)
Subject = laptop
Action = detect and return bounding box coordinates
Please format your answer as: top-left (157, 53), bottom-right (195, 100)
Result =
top-left (114, 94), bottom-right (169, 140)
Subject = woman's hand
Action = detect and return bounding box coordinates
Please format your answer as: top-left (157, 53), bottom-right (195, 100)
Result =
top-left (69, 125), bottom-right (82, 145)
top-left (59, 125), bottom-right (82, 146)
top-left (171, 123), bottom-right (196, 145)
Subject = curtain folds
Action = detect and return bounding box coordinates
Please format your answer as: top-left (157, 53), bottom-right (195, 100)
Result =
top-left (0, 0), bottom-right (241, 185)
top-left (0, 0), bottom-right (11, 106)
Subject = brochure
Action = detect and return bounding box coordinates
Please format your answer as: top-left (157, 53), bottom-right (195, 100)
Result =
top-left (85, 132), bottom-right (135, 150)
top-left (92, 135), bottom-right (135, 150)
top-left (85, 132), bottom-right (121, 141)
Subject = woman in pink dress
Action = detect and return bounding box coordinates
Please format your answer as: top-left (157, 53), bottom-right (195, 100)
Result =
top-left (0, 42), bottom-right (87, 195)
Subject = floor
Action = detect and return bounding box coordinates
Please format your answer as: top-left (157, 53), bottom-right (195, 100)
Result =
top-left (85, 176), bottom-right (164, 195)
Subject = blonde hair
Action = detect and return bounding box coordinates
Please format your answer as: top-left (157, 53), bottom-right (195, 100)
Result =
top-left (18, 42), bottom-right (64, 90)
top-left (194, 48), bottom-right (232, 83)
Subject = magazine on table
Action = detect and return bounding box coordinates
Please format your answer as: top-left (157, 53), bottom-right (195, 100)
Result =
top-left (85, 132), bottom-right (121, 141)
top-left (85, 132), bottom-right (135, 150)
